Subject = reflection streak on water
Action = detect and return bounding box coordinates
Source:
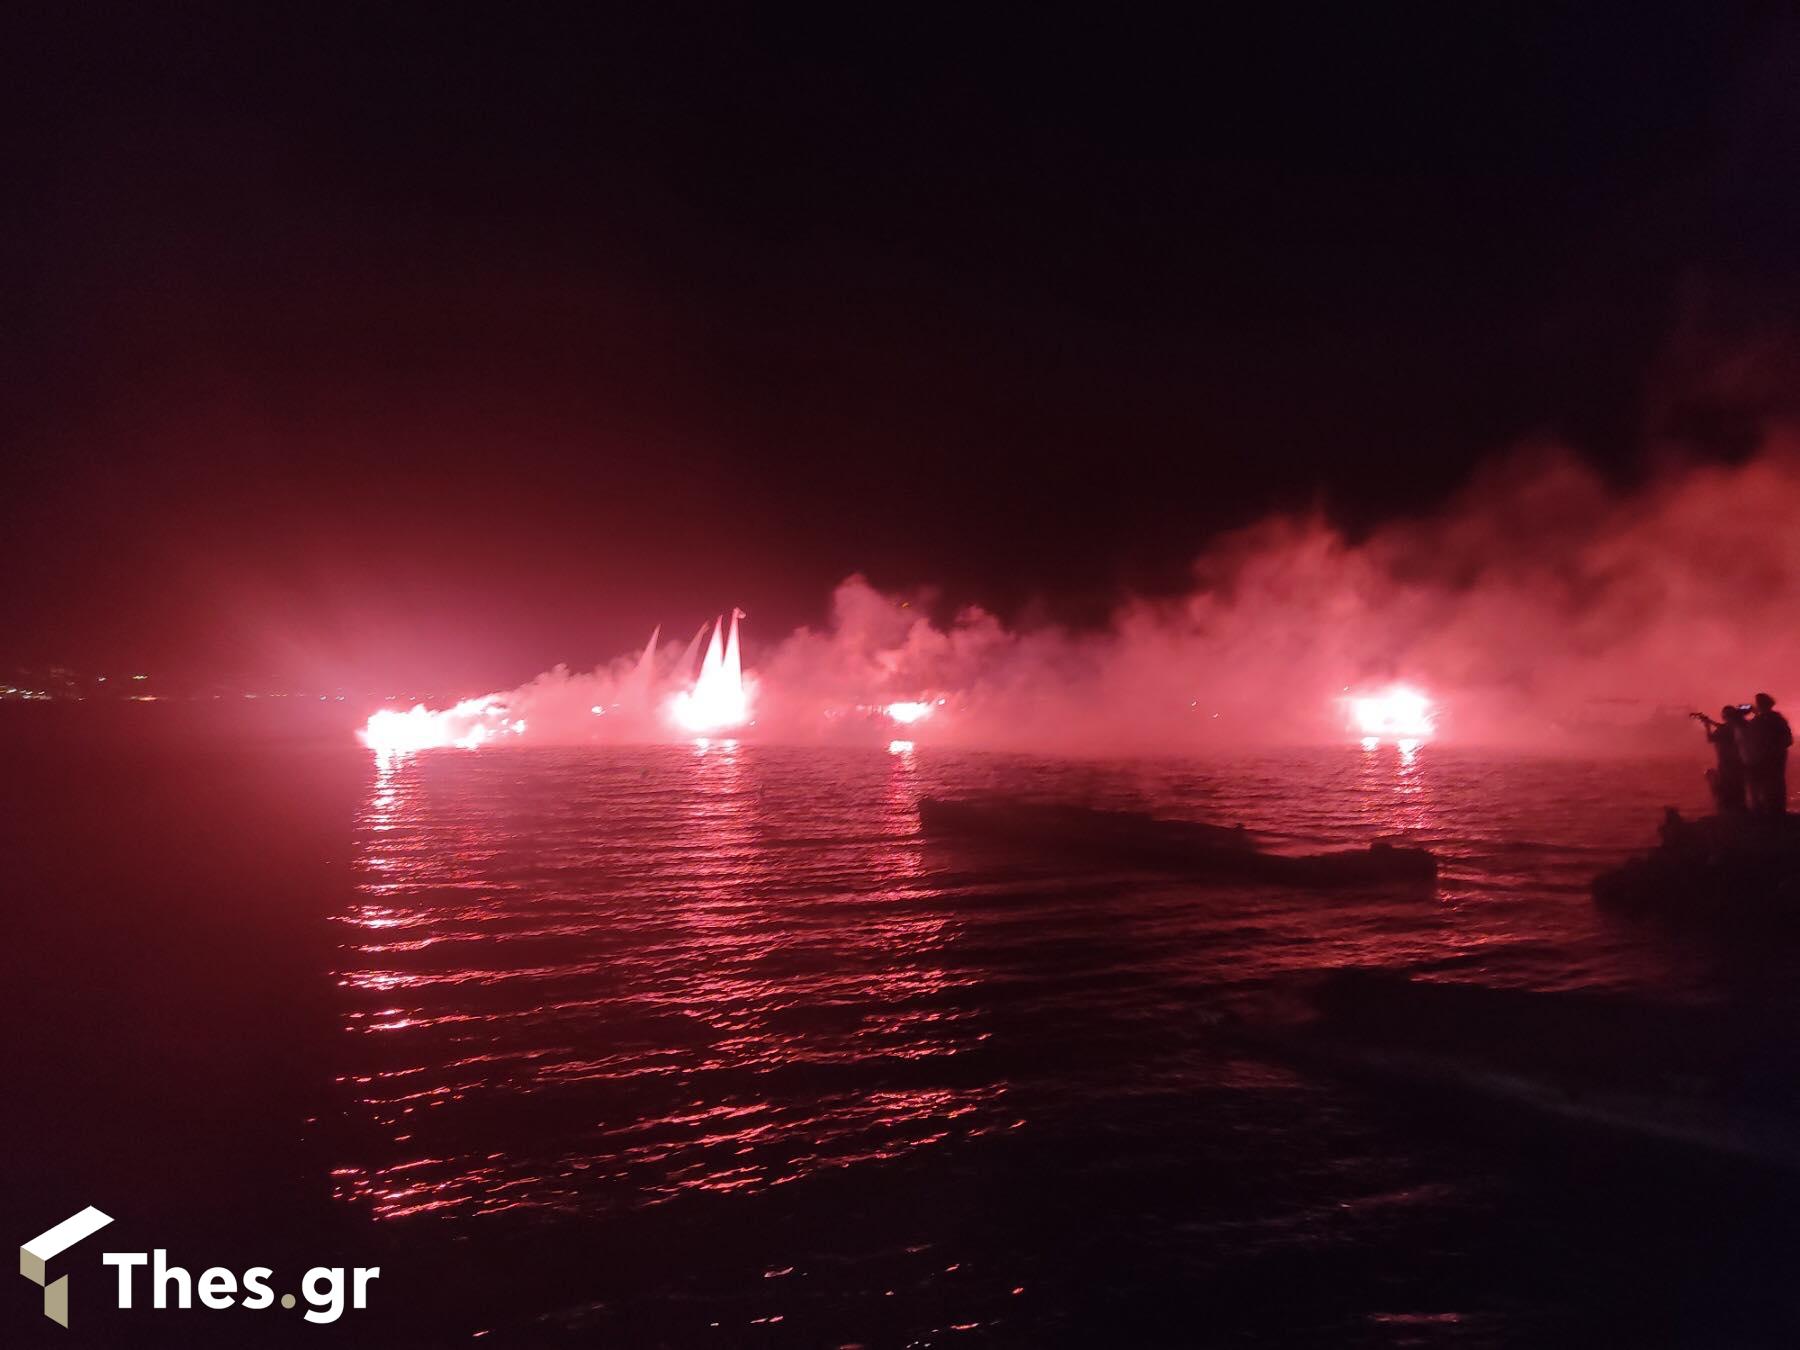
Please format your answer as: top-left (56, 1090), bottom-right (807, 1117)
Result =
top-left (333, 743), bottom-right (1711, 1224)
top-left (336, 745), bottom-right (994, 1221)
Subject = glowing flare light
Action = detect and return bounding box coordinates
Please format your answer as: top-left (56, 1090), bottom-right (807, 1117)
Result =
top-left (1345, 685), bottom-right (1435, 742)
top-left (884, 700), bottom-right (934, 725)
top-left (359, 696), bottom-right (526, 755)
top-left (668, 610), bottom-right (752, 734)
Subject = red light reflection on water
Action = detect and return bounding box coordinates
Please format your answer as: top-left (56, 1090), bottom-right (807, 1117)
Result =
top-left (1353, 735), bottom-right (1437, 838)
top-left (331, 745), bottom-right (1006, 1222)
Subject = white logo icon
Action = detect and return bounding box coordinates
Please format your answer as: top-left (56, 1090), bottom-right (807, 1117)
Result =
top-left (20, 1206), bottom-right (114, 1327)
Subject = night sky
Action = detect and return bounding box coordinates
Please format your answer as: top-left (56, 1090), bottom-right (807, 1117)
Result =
top-left (6, 5), bottom-right (1797, 690)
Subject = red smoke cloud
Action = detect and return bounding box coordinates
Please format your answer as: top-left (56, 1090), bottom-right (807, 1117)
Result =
top-left (364, 435), bottom-right (1800, 754)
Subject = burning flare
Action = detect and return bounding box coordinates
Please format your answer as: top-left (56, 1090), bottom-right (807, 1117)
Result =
top-left (359, 696), bottom-right (526, 756)
top-left (668, 609), bottom-right (752, 734)
top-left (1345, 685), bottom-right (1435, 742)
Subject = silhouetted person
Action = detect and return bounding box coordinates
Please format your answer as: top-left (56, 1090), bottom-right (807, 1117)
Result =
top-left (1691, 705), bottom-right (1748, 814)
top-left (1743, 692), bottom-right (1792, 816)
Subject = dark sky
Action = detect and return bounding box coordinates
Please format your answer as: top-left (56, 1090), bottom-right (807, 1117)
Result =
top-left (5, 5), bottom-right (1797, 689)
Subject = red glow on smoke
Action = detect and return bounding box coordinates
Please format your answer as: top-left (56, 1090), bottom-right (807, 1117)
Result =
top-left (359, 696), bottom-right (527, 755)
top-left (668, 610), bottom-right (751, 734)
top-left (1345, 686), bottom-right (1435, 742)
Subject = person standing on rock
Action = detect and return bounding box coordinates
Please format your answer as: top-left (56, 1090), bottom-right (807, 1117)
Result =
top-left (1742, 692), bottom-right (1793, 816)
top-left (1691, 705), bottom-right (1748, 814)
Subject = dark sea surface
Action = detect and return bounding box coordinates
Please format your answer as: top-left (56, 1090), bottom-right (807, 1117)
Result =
top-left (7, 712), bottom-right (1800, 1347)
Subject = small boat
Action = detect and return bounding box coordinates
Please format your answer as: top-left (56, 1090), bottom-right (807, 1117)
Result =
top-left (1592, 810), bottom-right (1800, 919)
top-left (917, 796), bottom-right (1436, 888)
